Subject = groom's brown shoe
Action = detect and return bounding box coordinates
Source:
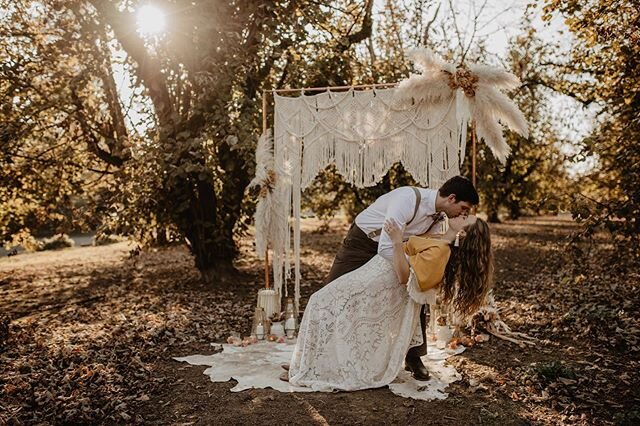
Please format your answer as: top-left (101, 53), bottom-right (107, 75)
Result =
top-left (404, 356), bottom-right (430, 381)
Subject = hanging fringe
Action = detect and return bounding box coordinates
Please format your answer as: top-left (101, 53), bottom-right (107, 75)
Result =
top-left (265, 49), bottom-right (528, 307)
top-left (269, 88), bottom-right (465, 309)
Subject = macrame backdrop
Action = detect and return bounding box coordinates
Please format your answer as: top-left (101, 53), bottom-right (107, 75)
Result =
top-left (271, 87), bottom-right (469, 311)
top-left (254, 49), bottom-right (528, 312)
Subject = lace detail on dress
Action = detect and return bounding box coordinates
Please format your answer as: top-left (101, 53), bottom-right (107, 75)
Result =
top-left (288, 255), bottom-right (424, 391)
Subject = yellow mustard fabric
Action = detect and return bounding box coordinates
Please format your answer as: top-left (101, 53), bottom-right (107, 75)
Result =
top-left (403, 236), bottom-right (451, 291)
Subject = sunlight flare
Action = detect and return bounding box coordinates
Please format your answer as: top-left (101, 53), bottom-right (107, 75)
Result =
top-left (136, 4), bottom-right (166, 35)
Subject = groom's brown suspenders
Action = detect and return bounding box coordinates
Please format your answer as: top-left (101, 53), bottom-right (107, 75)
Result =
top-left (366, 187), bottom-right (421, 239)
top-left (324, 187), bottom-right (425, 284)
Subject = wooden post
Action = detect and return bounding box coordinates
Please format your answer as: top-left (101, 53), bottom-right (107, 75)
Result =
top-left (471, 119), bottom-right (477, 188)
top-left (262, 90), bottom-right (270, 289)
top-left (471, 120), bottom-right (478, 214)
top-left (262, 90), bottom-right (268, 134)
top-left (264, 249), bottom-right (270, 289)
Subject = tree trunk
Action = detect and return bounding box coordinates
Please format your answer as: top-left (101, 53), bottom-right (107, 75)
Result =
top-left (155, 226), bottom-right (168, 246)
top-left (508, 201), bottom-right (521, 220)
top-left (487, 209), bottom-right (501, 223)
top-left (180, 176), bottom-right (239, 283)
top-left (486, 195), bottom-right (502, 223)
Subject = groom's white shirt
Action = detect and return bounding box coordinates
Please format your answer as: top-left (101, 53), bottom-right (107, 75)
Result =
top-left (354, 186), bottom-right (439, 261)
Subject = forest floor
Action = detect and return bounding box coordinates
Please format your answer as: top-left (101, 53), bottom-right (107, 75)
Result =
top-left (1, 215), bottom-right (639, 425)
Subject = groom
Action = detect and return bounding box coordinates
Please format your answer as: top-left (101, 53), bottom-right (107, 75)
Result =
top-left (325, 175), bottom-right (479, 380)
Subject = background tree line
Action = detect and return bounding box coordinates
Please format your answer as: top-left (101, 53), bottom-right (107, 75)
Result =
top-left (1, 0), bottom-right (638, 281)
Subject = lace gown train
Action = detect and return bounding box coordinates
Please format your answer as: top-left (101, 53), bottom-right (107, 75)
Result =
top-left (288, 255), bottom-right (425, 391)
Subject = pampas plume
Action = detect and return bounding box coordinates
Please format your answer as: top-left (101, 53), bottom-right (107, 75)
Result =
top-left (407, 48), bottom-right (447, 72)
top-left (474, 84), bottom-right (528, 138)
top-left (254, 195), bottom-right (272, 258)
top-left (396, 48), bottom-right (528, 164)
top-left (469, 64), bottom-right (521, 90)
top-left (249, 130), bottom-right (274, 188)
top-left (472, 105), bottom-right (511, 164)
top-left (396, 74), bottom-right (453, 106)
top-left (250, 129), bottom-right (276, 259)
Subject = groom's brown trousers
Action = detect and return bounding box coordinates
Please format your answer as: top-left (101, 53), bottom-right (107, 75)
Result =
top-left (324, 223), bottom-right (428, 358)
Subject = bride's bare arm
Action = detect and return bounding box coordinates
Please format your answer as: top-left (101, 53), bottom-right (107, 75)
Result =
top-left (383, 219), bottom-right (410, 284)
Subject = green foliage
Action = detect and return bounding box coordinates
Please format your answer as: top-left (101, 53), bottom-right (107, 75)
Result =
top-left (0, 0), bottom-right (125, 245)
top-left (3, 229), bottom-right (41, 252)
top-left (302, 163), bottom-right (418, 223)
top-left (542, 0), bottom-right (640, 259)
top-left (521, 361), bottom-right (576, 387)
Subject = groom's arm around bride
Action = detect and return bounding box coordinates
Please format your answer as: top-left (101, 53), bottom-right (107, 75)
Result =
top-left (324, 176), bottom-right (478, 285)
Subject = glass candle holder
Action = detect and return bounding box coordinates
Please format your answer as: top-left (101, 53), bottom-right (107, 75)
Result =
top-left (284, 297), bottom-right (297, 338)
top-left (251, 307), bottom-right (268, 339)
top-left (427, 304), bottom-right (439, 341)
top-left (436, 324), bottom-right (452, 349)
top-left (271, 321), bottom-right (285, 337)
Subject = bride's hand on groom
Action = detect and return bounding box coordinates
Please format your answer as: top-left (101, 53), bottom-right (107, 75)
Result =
top-left (384, 219), bottom-right (410, 286)
top-left (383, 218), bottom-right (404, 246)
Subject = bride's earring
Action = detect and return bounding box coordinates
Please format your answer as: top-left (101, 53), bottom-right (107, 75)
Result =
top-left (454, 232), bottom-right (460, 247)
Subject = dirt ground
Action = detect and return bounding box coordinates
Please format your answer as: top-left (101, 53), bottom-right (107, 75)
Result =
top-left (1, 216), bottom-right (639, 425)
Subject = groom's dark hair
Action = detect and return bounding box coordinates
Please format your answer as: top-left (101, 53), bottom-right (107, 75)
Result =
top-left (438, 176), bottom-right (479, 205)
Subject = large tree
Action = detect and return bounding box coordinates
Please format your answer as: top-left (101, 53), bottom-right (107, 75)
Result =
top-left (1, 0), bottom-right (376, 280)
top-left (541, 0), bottom-right (640, 250)
top-left (0, 0), bottom-right (128, 248)
top-left (91, 0), bottom-right (375, 280)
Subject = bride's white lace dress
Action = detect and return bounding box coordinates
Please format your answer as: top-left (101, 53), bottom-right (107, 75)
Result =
top-left (288, 255), bottom-right (432, 391)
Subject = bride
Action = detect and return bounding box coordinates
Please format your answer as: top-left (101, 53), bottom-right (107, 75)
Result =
top-left (286, 214), bottom-right (493, 391)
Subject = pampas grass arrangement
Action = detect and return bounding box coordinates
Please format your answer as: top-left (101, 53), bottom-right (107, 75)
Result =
top-left (396, 48), bottom-right (528, 164)
top-left (249, 130), bottom-right (275, 259)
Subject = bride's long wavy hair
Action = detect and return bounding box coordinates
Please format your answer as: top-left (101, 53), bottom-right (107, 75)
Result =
top-left (442, 218), bottom-right (493, 319)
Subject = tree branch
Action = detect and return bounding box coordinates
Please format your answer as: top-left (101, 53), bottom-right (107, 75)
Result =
top-left (89, 1), bottom-right (174, 126)
top-left (422, 3), bottom-right (441, 46)
top-left (337, 0), bottom-right (374, 52)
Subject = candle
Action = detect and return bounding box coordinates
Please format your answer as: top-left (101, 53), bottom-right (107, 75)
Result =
top-left (436, 325), bottom-right (452, 349)
top-left (285, 317), bottom-right (296, 338)
top-left (256, 324), bottom-right (265, 340)
top-left (271, 322), bottom-right (285, 337)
